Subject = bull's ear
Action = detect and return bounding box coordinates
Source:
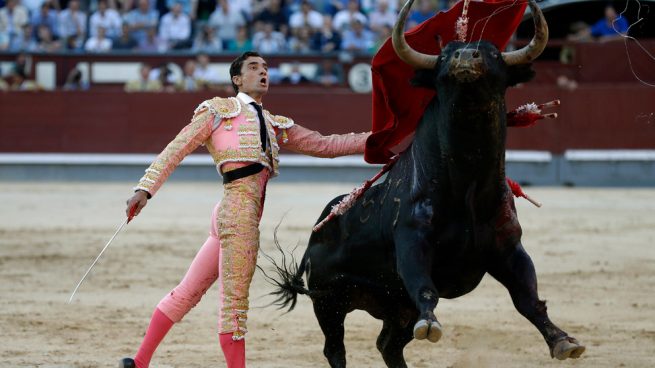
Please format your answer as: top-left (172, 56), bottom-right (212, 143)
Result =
top-left (507, 64), bottom-right (536, 87)
top-left (411, 69), bottom-right (438, 90)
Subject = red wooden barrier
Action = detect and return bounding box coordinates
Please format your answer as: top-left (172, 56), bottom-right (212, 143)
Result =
top-left (1, 84), bottom-right (654, 154)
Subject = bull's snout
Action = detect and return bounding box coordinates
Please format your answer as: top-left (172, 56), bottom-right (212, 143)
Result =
top-left (450, 49), bottom-right (484, 82)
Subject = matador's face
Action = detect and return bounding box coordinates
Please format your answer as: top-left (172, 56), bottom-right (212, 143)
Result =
top-left (233, 56), bottom-right (269, 100)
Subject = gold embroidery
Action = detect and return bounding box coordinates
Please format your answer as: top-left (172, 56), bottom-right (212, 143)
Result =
top-left (239, 136), bottom-right (260, 147)
top-left (206, 97), bottom-right (241, 118)
top-left (216, 171), bottom-right (268, 336)
top-left (264, 110), bottom-right (294, 129)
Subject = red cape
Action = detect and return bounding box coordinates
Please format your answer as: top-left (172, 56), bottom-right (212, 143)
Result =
top-left (365, 0), bottom-right (528, 164)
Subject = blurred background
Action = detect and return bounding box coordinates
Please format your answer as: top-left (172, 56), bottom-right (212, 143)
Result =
top-left (1, 0), bottom-right (654, 185)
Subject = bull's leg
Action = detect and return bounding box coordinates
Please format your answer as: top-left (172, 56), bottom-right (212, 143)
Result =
top-left (394, 228), bottom-right (442, 343)
top-left (313, 299), bottom-right (348, 368)
top-left (488, 245), bottom-right (586, 360)
top-left (376, 318), bottom-right (414, 368)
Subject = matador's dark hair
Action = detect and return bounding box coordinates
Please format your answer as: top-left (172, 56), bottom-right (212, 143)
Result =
top-left (229, 51), bottom-right (262, 94)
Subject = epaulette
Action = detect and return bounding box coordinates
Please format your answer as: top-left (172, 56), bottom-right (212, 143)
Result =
top-left (194, 97), bottom-right (242, 119)
top-left (264, 110), bottom-right (295, 129)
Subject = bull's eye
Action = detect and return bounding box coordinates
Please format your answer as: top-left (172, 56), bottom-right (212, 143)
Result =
top-left (472, 50), bottom-right (480, 58)
top-left (454, 51), bottom-right (460, 58)
top-left (491, 51), bottom-right (499, 58)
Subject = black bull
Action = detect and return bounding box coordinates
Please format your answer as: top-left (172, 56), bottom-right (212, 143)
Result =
top-left (265, 1), bottom-right (585, 367)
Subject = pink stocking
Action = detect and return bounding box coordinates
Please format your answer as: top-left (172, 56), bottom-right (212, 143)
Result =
top-left (219, 333), bottom-right (246, 368)
top-left (134, 308), bottom-right (174, 368)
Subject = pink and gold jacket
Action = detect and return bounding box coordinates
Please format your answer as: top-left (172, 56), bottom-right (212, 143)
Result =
top-left (134, 96), bottom-right (371, 197)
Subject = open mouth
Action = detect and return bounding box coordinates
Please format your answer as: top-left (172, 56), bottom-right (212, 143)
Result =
top-left (260, 78), bottom-right (268, 86)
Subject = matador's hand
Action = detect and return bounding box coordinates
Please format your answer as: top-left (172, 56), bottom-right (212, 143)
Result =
top-left (126, 190), bottom-right (149, 218)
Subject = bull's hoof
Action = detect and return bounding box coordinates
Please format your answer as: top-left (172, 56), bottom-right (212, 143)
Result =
top-left (413, 319), bottom-right (442, 343)
top-left (551, 337), bottom-right (586, 360)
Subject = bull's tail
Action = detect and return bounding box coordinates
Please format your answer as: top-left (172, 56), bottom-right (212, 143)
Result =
top-left (258, 224), bottom-right (310, 312)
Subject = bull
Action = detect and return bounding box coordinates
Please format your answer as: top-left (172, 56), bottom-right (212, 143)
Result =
top-left (265, 0), bottom-right (586, 366)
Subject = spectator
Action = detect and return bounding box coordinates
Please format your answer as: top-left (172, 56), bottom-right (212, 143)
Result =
top-left (567, 6), bottom-right (629, 42)
top-left (5, 52), bottom-right (30, 77)
top-left (7, 70), bottom-right (41, 91)
top-left (62, 67), bottom-right (89, 90)
top-left (0, 0), bottom-right (29, 51)
top-left (289, 0), bottom-right (323, 30)
top-left (58, 0), bottom-right (87, 50)
top-left (192, 23), bottom-right (222, 52)
top-left (372, 23), bottom-right (390, 51)
top-left (22, 0), bottom-right (46, 18)
top-left (288, 25), bottom-right (314, 53)
top-left (165, 0), bottom-right (196, 20)
top-left (176, 59), bottom-right (201, 91)
top-left (0, 76), bottom-right (8, 91)
top-left (123, 0), bottom-right (159, 45)
top-left (368, 0), bottom-right (396, 33)
top-left (256, 0), bottom-right (287, 31)
top-left (590, 5), bottom-right (629, 40)
top-left (325, 0), bottom-right (348, 16)
top-left (332, 0), bottom-right (366, 32)
top-left (64, 34), bottom-right (83, 51)
top-left (137, 25), bottom-right (166, 51)
top-left (151, 63), bottom-right (176, 92)
top-left (159, 1), bottom-right (191, 49)
top-left (314, 58), bottom-right (343, 86)
top-left (226, 24), bottom-right (252, 51)
top-left (85, 25), bottom-right (113, 51)
top-left (312, 15), bottom-right (340, 52)
top-left (36, 24), bottom-right (62, 51)
top-left (124, 63), bottom-right (163, 92)
top-left (341, 18), bottom-right (373, 52)
top-left (208, 0), bottom-right (245, 45)
top-left (12, 24), bottom-right (38, 51)
top-left (90, 0), bottom-right (122, 38)
top-left (30, 1), bottom-right (58, 37)
top-left (112, 22), bottom-right (138, 49)
top-left (281, 62), bottom-right (311, 84)
top-left (253, 21), bottom-right (286, 53)
top-left (408, 0), bottom-right (435, 29)
top-left (230, 0), bottom-right (253, 21)
top-left (361, 0), bottom-right (397, 14)
top-left (193, 52), bottom-right (218, 84)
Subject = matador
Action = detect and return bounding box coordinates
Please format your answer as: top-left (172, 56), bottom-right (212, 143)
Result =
top-left (119, 51), bottom-right (370, 368)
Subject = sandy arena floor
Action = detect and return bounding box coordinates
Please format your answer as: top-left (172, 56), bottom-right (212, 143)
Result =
top-left (0, 181), bottom-right (654, 367)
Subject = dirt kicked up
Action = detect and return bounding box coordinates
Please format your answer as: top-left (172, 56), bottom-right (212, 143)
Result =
top-left (0, 181), bottom-right (654, 367)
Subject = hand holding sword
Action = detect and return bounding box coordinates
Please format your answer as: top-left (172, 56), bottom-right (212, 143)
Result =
top-left (68, 190), bottom-right (150, 304)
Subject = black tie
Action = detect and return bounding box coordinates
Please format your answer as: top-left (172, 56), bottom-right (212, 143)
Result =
top-left (250, 102), bottom-right (268, 152)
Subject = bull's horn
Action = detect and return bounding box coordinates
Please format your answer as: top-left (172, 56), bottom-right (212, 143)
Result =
top-left (392, 0), bottom-right (439, 70)
top-left (502, 0), bottom-right (549, 65)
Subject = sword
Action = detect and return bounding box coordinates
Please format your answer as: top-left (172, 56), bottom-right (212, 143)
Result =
top-left (68, 204), bottom-right (138, 304)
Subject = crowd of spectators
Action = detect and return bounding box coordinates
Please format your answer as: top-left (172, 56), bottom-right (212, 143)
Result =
top-left (120, 52), bottom-right (346, 92)
top-left (0, 0), bottom-right (448, 54)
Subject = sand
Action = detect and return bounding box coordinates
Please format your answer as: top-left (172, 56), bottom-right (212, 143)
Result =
top-left (1, 181), bottom-right (654, 367)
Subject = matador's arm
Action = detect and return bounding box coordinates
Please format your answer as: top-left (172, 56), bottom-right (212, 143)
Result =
top-left (280, 124), bottom-right (371, 158)
top-left (133, 108), bottom-right (214, 198)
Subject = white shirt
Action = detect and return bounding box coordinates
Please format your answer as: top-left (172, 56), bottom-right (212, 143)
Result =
top-left (288, 10), bottom-right (323, 29)
top-left (85, 36), bottom-right (113, 52)
top-left (237, 92), bottom-right (260, 117)
top-left (208, 7), bottom-right (245, 41)
top-left (332, 10), bottom-right (368, 32)
top-left (89, 9), bottom-right (122, 38)
top-left (193, 65), bottom-right (219, 83)
top-left (158, 12), bottom-right (191, 42)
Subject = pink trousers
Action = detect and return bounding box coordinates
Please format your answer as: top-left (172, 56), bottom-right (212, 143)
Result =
top-left (156, 169), bottom-right (269, 339)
